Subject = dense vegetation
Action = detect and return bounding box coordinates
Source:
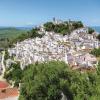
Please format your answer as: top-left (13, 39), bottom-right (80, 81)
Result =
top-left (4, 62), bottom-right (22, 87)
top-left (0, 28), bottom-right (27, 48)
top-left (88, 27), bottom-right (95, 34)
top-left (0, 28), bottom-right (43, 48)
top-left (44, 21), bottom-right (84, 35)
top-left (90, 48), bottom-right (100, 57)
top-left (0, 28), bottom-right (27, 39)
top-left (0, 21), bottom-right (96, 49)
top-left (10, 28), bottom-right (42, 43)
top-left (4, 61), bottom-right (100, 100)
top-left (97, 34), bottom-right (100, 41)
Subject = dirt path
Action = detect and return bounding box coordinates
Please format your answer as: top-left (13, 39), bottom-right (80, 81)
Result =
top-left (0, 51), bottom-right (6, 80)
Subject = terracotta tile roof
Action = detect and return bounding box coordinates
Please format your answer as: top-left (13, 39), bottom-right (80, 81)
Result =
top-left (0, 87), bottom-right (19, 99)
top-left (0, 81), bottom-right (9, 89)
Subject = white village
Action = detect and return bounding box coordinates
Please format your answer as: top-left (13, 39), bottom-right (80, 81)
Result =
top-left (0, 19), bottom-right (100, 100)
top-left (3, 19), bottom-right (99, 72)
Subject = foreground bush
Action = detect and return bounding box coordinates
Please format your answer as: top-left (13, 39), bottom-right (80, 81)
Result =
top-left (4, 61), bottom-right (100, 100)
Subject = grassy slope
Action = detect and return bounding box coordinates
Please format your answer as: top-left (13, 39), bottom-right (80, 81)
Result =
top-left (0, 28), bottom-right (28, 48)
top-left (0, 28), bottom-right (27, 39)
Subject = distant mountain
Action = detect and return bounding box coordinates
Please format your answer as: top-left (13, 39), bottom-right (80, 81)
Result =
top-left (0, 27), bottom-right (20, 31)
top-left (16, 27), bottom-right (33, 30)
top-left (16, 24), bottom-right (36, 30)
top-left (91, 26), bottom-right (100, 33)
top-left (0, 25), bottom-right (34, 31)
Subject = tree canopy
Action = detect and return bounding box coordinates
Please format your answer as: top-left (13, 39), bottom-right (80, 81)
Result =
top-left (97, 34), bottom-right (100, 41)
top-left (88, 27), bottom-right (95, 34)
top-left (90, 48), bottom-right (100, 57)
top-left (44, 21), bottom-right (84, 35)
top-left (4, 61), bottom-right (100, 100)
top-left (44, 22), bottom-right (55, 32)
top-left (72, 21), bottom-right (84, 29)
top-left (4, 62), bottom-right (22, 87)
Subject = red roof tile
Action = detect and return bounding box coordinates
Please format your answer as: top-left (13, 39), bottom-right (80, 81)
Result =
top-left (0, 81), bottom-right (9, 89)
top-left (0, 87), bottom-right (19, 99)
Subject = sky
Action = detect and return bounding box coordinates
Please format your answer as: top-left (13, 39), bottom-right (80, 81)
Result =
top-left (0, 0), bottom-right (100, 26)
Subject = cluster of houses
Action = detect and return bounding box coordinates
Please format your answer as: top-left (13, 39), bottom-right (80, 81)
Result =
top-left (7, 27), bottom-right (99, 71)
top-left (0, 23), bottom-right (99, 100)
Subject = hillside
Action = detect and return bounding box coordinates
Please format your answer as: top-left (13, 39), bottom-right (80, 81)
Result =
top-left (1, 20), bottom-right (100, 100)
top-left (4, 26), bottom-right (100, 100)
top-left (0, 27), bottom-right (28, 48)
top-left (0, 27), bottom-right (27, 39)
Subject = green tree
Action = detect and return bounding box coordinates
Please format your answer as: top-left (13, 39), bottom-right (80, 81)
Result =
top-left (97, 34), bottom-right (100, 41)
top-left (88, 27), bottom-right (95, 34)
top-left (90, 48), bottom-right (100, 57)
top-left (4, 62), bottom-right (22, 87)
top-left (72, 21), bottom-right (83, 29)
top-left (4, 61), bottom-right (100, 100)
top-left (44, 22), bottom-right (55, 31)
top-left (20, 61), bottom-right (66, 100)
